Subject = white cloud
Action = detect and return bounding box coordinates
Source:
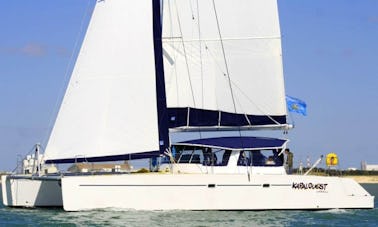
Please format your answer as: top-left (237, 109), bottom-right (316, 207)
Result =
top-left (0, 43), bottom-right (69, 57)
top-left (20, 43), bottom-right (47, 57)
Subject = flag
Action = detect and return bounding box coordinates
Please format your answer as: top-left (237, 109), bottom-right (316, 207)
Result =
top-left (286, 95), bottom-right (307, 116)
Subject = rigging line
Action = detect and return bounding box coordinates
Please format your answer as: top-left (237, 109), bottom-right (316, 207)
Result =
top-left (189, 0), bottom-right (195, 20)
top-left (165, 42), bottom-right (200, 67)
top-left (167, 0), bottom-right (180, 105)
top-left (202, 44), bottom-right (224, 127)
top-left (229, 80), bottom-right (282, 125)
top-left (196, 0), bottom-right (204, 110)
top-left (42, 0), bottom-right (93, 148)
top-left (12, 144), bottom-right (42, 174)
top-left (203, 43), bottom-right (226, 77)
top-left (165, 42), bottom-right (203, 68)
top-left (211, 0), bottom-right (241, 136)
top-left (287, 111), bottom-right (295, 129)
top-left (174, 0), bottom-right (196, 107)
top-left (196, 0), bottom-right (204, 139)
top-left (232, 91), bottom-right (252, 126)
top-left (203, 42), bottom-right (282, 126)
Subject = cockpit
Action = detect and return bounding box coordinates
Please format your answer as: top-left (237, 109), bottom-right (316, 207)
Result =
top-left (161, 136), bottom-right (288, 173)
top-left (164, 145), bottom-right (284, 167)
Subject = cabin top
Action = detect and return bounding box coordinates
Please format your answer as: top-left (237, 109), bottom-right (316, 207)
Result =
top-left (173, 136), bottom-right (288, 151)
top-left (160, 137), bottom-right (289, 174)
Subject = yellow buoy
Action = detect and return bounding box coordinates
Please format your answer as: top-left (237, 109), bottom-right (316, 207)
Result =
top-left (326, 153), bottom-right (338, 166)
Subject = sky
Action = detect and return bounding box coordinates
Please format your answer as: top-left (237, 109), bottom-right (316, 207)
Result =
top-left (0, 0), bottom-right (378, 171)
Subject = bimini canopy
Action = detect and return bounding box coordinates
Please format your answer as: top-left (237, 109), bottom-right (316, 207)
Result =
top-left (173, 137), bottom-right (288, 151)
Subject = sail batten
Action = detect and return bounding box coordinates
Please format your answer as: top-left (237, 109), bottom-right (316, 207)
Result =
top-left (162, 36), bottom-right (282, 42)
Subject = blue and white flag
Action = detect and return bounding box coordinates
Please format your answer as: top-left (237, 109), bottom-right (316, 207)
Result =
top-left (286, 95), bottom-right (307, 116)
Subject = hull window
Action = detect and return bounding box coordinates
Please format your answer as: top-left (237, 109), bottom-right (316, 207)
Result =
top-left (237, 149), bottom-right (284, 167)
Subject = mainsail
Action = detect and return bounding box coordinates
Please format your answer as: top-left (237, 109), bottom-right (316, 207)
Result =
top-left (163, 0), bottom-right (287, 129)
top-left (44, 0), bottom-right (168, 163)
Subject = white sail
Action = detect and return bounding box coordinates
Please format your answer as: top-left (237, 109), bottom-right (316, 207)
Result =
top-left (163, 0), bottom-right (287, 125)
top-left (44, 0), bottom-right (161, 162)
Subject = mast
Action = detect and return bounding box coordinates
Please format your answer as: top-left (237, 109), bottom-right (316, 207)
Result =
top-left (153, 0), bottom-right (170, 155)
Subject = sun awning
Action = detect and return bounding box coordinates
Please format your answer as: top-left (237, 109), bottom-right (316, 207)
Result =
top-left (173, 136), bottom-right (288, 151)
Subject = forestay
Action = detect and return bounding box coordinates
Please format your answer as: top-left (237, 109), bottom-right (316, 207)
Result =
top-left (44, 0), bottom-right (165, 163)
top-left (162, 0), bottom-right (287, 128)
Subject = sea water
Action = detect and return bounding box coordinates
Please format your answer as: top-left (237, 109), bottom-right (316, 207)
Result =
top-left (1, 187), bottom-right (377, 226)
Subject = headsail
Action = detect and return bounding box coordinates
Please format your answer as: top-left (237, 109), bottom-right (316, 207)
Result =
top-left (162, 0), bottom-right (287, 129)
top-left (44, 0), bottom-right (168, 163)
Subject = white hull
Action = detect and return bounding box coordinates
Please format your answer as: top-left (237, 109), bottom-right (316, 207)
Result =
top-left (1, 175), bottom-right (62, 207)
top-left (61, 173), bottom-right (374, 211)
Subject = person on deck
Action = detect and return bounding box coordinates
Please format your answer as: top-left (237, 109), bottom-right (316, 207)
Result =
top-left (285, 148), bottom-right (294, 174)
top-left (203, 148), bottom-right (212, 166)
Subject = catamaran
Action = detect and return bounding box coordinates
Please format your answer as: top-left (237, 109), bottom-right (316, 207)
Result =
top-left (2, 0), bottom-right (374, 211)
